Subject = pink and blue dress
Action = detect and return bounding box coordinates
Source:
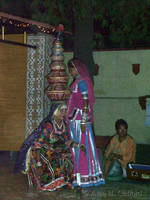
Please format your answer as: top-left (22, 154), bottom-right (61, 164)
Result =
top-left (67, 59), bottom-right (105, 187)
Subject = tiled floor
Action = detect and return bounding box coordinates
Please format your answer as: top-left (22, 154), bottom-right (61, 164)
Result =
top-left (0, 152), bottom-right (150, 200)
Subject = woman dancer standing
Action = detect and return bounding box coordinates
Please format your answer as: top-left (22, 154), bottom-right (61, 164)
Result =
top-left (67, 58), bottom-right (105, 187)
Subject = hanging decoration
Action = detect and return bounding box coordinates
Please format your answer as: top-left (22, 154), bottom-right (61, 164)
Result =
top-left (0, 12), bottom-right (55, 34)
top-left (0, 12), bottom-right (72, 35)
top-left (0, 12), bottom-right (72, 49)
top-left (132, 64), bottom-right (140, 75)
top-left (138, 95), bottom-right (150, 110)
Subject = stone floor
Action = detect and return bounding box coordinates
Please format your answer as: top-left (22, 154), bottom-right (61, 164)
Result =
top-left (0, 151), bottom-right (150, 200)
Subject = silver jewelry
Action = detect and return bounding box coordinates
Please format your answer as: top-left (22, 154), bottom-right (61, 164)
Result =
top-left (82, 93), bottom-right (88, 100)
top-left (53, 119), bottom-right (65, 134)
top-left (82, 112), bottom-right (87, 120)
top-left (37, 161), bottom-right (42, 167)
top-left (81, 112), bottom-right (87, 124)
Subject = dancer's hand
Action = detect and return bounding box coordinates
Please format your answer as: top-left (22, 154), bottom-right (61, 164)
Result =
top-left (70, 141), bottom-right (77, 148)
top-left (80, 144), bottom-right (86, 153)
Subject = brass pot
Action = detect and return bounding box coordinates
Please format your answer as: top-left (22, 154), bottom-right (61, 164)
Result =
top-left (45, 89), bottom-right (71, 101)
top-left (47, 76), bottom-right (68, 84)
top-left (51, 55), bottom-right (64, 61)
top-left (50, 61), bottom-right (66, 70)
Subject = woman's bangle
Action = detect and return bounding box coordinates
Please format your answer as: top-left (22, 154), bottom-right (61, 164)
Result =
top-left (81, 112), bottom-right (87, 122)
top-left (83, 106), bottom-right (88, 109)
top-left (82, 112), bottom-right (87, 118)
top-left (37, 161), bottom-right (42, 167)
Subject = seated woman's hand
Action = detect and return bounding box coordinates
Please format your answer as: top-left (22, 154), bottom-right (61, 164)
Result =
top-left (67, 152), bottom-right (72, 158)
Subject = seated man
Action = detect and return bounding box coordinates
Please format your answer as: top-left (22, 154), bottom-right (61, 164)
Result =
top-left (104, 119), bottom-right (136, 180)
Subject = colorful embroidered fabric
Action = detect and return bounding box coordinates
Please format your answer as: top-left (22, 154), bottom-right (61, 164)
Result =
top-left (14, 104), bottom-right (73, 191)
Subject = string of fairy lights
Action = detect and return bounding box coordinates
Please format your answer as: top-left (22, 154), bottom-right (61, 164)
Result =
top-left (0, 17), bottom-right (55, 34)
top-left (0, 14), bottom-right (71, 46)
top-left (0, 15), bottom-right (56, 45)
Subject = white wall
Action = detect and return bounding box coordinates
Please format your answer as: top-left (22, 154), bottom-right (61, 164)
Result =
top-left (64, 49), bottom-right (150, 144)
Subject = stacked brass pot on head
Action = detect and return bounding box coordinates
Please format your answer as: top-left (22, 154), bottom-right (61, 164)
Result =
top-left (45, 38), bottom-right (70, 101)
